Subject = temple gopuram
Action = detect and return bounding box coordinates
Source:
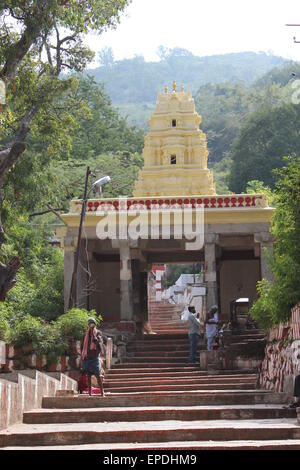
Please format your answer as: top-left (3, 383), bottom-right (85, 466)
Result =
top-left (59, 82), bottom-right (274, 328)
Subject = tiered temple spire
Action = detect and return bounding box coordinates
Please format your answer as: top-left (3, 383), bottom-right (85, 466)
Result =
top-left (133, 83), bottom-right (216, 197)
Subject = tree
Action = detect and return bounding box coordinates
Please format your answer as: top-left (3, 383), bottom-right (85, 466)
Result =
top-left (229, 103), bottom-right (300, 193)
top-left (98, 46), bottom-right (115, 67)
top-left (250, 157), bottom-right (300, 328)
top-left (0, 0), bottom-right (131, 298)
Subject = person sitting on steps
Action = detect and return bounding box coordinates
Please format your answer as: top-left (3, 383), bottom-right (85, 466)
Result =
top-left (81, 317), bottom-right (105, 397)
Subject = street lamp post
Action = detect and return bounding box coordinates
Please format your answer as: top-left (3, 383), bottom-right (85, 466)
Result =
top-left (68, 167), bottom-right (111, 309)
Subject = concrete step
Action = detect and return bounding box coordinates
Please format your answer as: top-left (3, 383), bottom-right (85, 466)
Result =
top-left (41, 391), bottom-right (288, 409)
top-left (23, 405), bottom-right (296, 424)
top-left (4, 440), bottom-right (300, 450)
top-left (1, 419), bottom-right (299, 447)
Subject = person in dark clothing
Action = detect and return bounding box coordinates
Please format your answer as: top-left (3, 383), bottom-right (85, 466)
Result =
top-left (81, 317), bottom-right (105, 397)
top-left (289, 374), bottom-right (300, 408)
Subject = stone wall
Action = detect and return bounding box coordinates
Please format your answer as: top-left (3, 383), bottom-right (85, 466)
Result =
top-left (259, 304), bottom-right (300, 395)
top-left (0, 327), bottom-right (134, 378)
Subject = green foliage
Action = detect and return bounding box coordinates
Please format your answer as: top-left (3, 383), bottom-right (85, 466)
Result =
top-left (250, 157), bottom-right (300, 327)
top-left (34, 323), bottom-right (68, 363)
top-left (27, 250), bottom-right (64, 321)
top-left (0, 304), bottom-right (10, 341)
top-left (246, 180), bottom-right (275, 206)
top-left (8, 314), bottom-right (66, 361)
top-left (211, 157), bottom-right (232, 193)
top-left (229, 104), bottom-right (300, 192)
top-left (7, 307), bottom-right (102, 360)
top-left (57, 308), bottom-right (101, 340)
top-left (65, 75), bottom-right (144, 160)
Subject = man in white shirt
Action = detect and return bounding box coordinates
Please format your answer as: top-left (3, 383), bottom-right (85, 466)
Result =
top-left (205, 305), bottom-right (219, 351)
top-left (187, 306), bottom-right (202, 364)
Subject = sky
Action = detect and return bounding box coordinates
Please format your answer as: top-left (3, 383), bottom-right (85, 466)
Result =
top-left (86, 0), bottom-right (300, 66)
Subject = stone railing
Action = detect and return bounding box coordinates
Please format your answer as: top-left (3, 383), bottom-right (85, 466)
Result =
top-left (69, 194), bottom-right (269, 214)
top-left (105, 337), bottom-right (113, 370)
top-left (0, 371), bottom-right (77, 430)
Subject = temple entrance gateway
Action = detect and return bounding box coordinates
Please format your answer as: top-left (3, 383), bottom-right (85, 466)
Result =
top-left (59, 82), bottom-right (274, 328)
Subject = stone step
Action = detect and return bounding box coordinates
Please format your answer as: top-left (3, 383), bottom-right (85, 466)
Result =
top-left (151, 330), bottom-right (189, 335)
top-left (103, 383), bottom-right (257, 393)
top-left (121, 357), bottom-right (190, 363)
top-left (127, 344), bottom-right (193, 352)
top-left (104, 376), bottom-right (258, 387)
top-left (23, 405), bottom-right (296, 424)
top-left (128, 338), bottom-right (189, 346)
top-left (108, 365), bottom-right (201, 373)
top-left (127, 350), bottom-right (192, 357)
top-left (105, 373), bottom-right (259, 382)
top-left (41, 391), bottom-right (288, 409)
top-left (1, 419), bottom-right (298, 447)
top-left (223, 334), bottom-right (266, 341)
top-left (4, 440), bottom-right (300, 450)
top-left (148, 312), bottom-right (183, 316)
top-left (141, 334), bottom-right (189, 340)
top-left (148, 313), bottom-right (182, 318)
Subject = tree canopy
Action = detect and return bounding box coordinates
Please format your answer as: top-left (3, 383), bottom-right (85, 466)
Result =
top-left (250, 157), bottom-right (300, 328)
top-left (229, 103), bottom-right (300, 193)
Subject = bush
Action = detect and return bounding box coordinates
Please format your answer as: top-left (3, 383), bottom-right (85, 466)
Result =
top-left (10, 314), bottom-right (68, 361)
top-left (11, 314), bottom-right (43, 347)
top-left (56, 308), bottom-right (101, 340)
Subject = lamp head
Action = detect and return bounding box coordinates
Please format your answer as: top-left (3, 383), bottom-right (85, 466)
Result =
top-left (92, 176), bottom-right (111, 189)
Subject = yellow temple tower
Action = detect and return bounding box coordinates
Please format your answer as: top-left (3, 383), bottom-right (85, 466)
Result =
top-left (133, 82), bottom-right (216, 197)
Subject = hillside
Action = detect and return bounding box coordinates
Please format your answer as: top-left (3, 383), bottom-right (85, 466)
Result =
top-left (90, 49), bottom-right (287, 107)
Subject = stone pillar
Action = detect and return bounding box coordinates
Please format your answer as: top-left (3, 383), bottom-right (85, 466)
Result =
top-left (155, 269), bottom-right (164, 301)
top-left (204, 234), bottom-right (219, 310)
top-left (119, 240), bottom-right (134, 321)
top-left (254, 232), bottom-right (275, 281)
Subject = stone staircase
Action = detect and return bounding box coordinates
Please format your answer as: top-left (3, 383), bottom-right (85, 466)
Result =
top-left (0, 301), bottom-right (299, 450)
top-left (148, 301), bottom-right (187, 335)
